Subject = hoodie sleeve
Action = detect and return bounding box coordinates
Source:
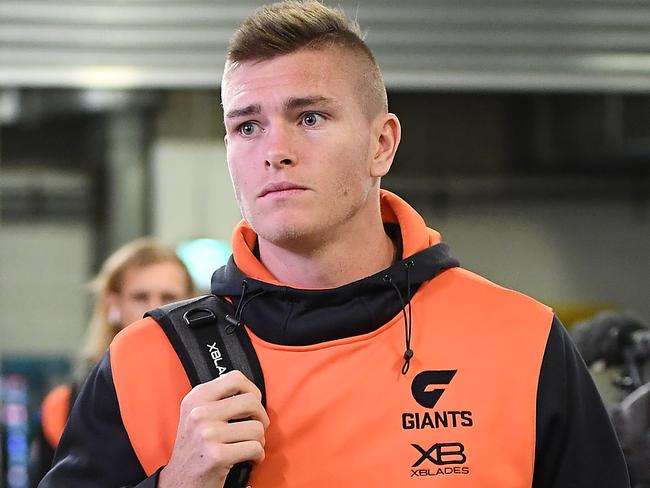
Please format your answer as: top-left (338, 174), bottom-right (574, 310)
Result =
top-left (29, 412), bottom-right (56, 485)
top-left (533, 315), bottom-right (630, 487)
top-left (37, 352), bottom-right (160, 488)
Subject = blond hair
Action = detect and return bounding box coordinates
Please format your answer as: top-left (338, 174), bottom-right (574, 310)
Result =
top-left (224, 0), bottom-right (388, 114)
top-left (82, 238), bottom-right (195, 364)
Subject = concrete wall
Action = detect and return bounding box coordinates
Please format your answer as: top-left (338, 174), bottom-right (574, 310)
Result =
top-left (0, 223), bottom-right (91, 354)
top-left (420, 199), bottom-right (650, 321)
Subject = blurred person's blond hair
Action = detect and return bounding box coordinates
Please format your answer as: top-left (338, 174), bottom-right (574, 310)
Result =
top-left (83, 238), bottom-right (196, 364)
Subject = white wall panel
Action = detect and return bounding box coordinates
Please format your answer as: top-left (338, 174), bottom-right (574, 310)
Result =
top-left (0, 223), bottom-right (91, 354)
top-left (2, 1), bottom-right (650, 90)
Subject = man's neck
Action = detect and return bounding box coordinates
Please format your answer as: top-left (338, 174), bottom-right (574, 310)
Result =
top-left (258, 216), bottom-right (396, 289)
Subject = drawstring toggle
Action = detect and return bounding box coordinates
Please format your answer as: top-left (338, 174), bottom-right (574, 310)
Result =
top-left (384, 264), bottom-right (416, 376)
top-left (224, 314), bottom-right (241, 334)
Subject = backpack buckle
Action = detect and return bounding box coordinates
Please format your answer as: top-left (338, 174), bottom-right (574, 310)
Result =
top-left (183, 308), bottom-right (216, 328)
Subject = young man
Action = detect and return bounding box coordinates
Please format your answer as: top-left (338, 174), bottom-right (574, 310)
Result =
top-left (40, 1), bottom-right (630, 487)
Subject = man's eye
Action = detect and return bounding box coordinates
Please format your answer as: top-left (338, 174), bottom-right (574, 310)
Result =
top-left (240, 122), bottom-right (256, 136)
top-left (302, 113), bottom-right (322, 127)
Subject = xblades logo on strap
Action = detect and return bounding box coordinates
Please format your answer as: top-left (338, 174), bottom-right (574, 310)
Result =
top-left (411, 370), bottom-right (457, 408)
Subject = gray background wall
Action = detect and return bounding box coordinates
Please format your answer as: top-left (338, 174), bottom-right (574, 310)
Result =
top-left (0, 0), bottom-right (648, 358)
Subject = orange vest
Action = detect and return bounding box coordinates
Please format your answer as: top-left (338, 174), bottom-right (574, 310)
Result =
top-left (111, 267), bottom-right (551, 487)
top-left (41, 384), bottom-right (73, 449)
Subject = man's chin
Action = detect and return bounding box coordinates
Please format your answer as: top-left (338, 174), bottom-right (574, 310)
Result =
top-left (256, 223), bottom-right (318, 250)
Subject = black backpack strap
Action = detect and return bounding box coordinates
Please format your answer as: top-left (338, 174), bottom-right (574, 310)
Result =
top-left (146, 294), bottom-right (265, 404)
top-left (145, 294), bottom-right (265, 487)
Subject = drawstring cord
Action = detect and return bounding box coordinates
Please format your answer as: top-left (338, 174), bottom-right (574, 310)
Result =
top-left (405, 260), bottom-right (414, 373)
top-left (228, 261), bottom-right (416, 371)
top-left (225, 280), bottom-right (266, 334)
top-left (383, 260), bottom-right (415, 375)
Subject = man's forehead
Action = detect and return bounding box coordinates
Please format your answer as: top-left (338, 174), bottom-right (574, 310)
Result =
top-left (222, 47), bottom-right (358, 103)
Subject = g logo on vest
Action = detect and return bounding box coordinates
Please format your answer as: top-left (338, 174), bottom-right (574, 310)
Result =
top-left (411, 370), bottom-right (457, 408)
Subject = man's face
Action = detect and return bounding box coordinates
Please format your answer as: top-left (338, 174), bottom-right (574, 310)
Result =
top-left (222, 47), bottom-right (382, 248)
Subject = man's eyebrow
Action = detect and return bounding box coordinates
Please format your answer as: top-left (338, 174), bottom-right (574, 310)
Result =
top-left (225, 103), bottom-right (261, 119)
top-left (225, 97), bottom-right (334, 119)
top-left (285, 96), bottom-right (334, 111)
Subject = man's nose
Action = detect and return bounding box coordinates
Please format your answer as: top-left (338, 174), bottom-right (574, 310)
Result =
top-left (265, 124), bottom-right (296, 168)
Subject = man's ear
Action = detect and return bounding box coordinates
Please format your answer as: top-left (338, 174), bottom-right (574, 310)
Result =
top-left (223, 134), bottom-right (228, 147)
top-left (370, 113), bottom-right (401, 178)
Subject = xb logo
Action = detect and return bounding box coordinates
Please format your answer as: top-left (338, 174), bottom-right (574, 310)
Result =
top-left (411, 442), bottom-right (466, 467)
top-left (411, 370), bottom-right (457, 408)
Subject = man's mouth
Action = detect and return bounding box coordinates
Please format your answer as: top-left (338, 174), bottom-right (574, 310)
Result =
top-left (258, 182), bottom-right (308, 198)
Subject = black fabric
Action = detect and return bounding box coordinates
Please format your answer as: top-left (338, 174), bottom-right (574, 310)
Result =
top-left (147, 297), bottom-right (203, 386)
top-left (384, 223), bottom-right (404, 261)
top-left (38, 352), bottom-right (155, 488)
top-left (147, 294), bottom-right (265, 488)
top-left (211, 240), bottom-right (459, 346)
top-left (534, 316), bottom-right (630, 488)
top-left (29, 381), bottom-right (79, 486)
top-left (29, 416), bottom-right (56, 486)
top-left (147, 294), bottom-right (266, 406)
top-left (68, 382), bottom-right (79, 417)
top-left (37, 230), bottom-right (630, 486)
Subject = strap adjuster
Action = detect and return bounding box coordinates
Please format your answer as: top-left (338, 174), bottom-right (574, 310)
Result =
top-left (183, 308), bottom-right (216, 328)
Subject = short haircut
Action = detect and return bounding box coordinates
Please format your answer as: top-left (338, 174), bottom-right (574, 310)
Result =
top-left (224, 0), bottom-right (388, 115)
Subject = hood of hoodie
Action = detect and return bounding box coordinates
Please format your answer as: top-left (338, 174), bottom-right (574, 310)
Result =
top-left (211, 190), bottom-right (459, 347)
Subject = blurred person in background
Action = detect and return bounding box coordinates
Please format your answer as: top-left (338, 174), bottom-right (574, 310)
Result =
top-left (29, 238), bottom-right (196, 485)
top-left (570, 310), bottom-right (649, 373)
top-left (571, 310), bottom-right (650, 488)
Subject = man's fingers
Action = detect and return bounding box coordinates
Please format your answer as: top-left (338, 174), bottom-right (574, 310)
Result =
top-left (215, 420), bottom-right (266, 446)
top-left (221, 440), bottom-right (266, 466)
top-left (182, 370), bottom-right (262, 408)
top-left (168, 369), bottom-right (268, 486)
top-left (188, 392), bottom-right (270, 429)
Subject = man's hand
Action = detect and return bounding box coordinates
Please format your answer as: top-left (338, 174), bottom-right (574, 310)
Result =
top-left (158, 370), bottom-right (269, 488)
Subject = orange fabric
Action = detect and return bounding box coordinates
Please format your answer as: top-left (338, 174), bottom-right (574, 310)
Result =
top-left (231, 189), bottom-right (441, 283)
top-left (111, 192), bottom-right (551, 486)
top-left (110, 317), bottom-right (191, 476)
top-left (379, 189), bottom-right (441, 256)
top-left (246, 269), bottom-right (551, 487)
top-left (41, 384), bottom-right (72, 449)
top-left (111, 271), bottom-right (551, 486)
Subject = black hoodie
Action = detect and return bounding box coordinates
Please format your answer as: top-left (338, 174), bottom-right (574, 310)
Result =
top-left (39, 192), bottom-right (629, 488)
